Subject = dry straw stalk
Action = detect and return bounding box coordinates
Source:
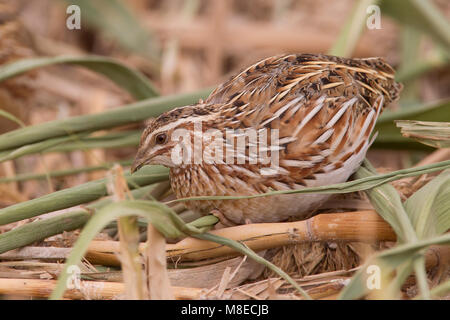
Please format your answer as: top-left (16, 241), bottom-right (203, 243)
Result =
top-left (85, 210), bottom-right (395, 265)
top-left (0, 278), bottom-right (201, 300)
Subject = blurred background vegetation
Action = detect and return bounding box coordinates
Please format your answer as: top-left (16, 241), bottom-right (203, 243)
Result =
top-left (0, 0), bottom-right (448, 300)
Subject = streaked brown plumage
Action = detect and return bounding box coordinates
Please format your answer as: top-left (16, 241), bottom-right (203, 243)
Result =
top-left (132, 53), bottom-right (402, 225)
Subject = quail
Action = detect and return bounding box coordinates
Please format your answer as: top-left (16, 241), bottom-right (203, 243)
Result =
top-left (132, 53), bottom-right (402, 225)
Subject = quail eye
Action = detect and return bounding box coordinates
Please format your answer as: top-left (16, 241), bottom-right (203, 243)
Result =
top-left (155, 133), bottom-right (168, 145)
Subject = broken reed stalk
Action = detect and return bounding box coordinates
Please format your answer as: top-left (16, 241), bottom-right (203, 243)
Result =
top-left (144, 180), bottom-right (174, 299)
top-left (146, 224), bottom-right (175, 299)
top-left (0, 278), bottom-right (201, 300)
top-left (110, 165), bottom-right (147, 300)
top-left (85, 211), bottom-right (396, 265)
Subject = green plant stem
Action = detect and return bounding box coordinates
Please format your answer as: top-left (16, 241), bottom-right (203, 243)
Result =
top-left (359, 160), bottom-right (418, 243)
top-left (0, 211), bottom-right (88, 255)
top-left (0, 165), bottom-right (169, 226)
top-left (168, 159), bottom-right (450, 203)
top-left (0, 184), bottom-right (158, 254)
top-left (0, 133), bottom-right (91, 162)
top-left (0, 160), bottom-right (133, 183)
top-left (385, 260), bottom-right (415, 299)
top-left (414, 279), bottom-right (450, 299)
top-left (339, 234), bottom-right (450, 299)
top-left (413, 255), bottom-right (431, 300)
top-left (0, 56), bottom-right (158, 99)
top-left (0, 131), bottom-right (140, 163)
top-left (59, 0), bottom-right (159, 60)
top-left (0, 88), bottom-right (212, 151)
top-left (397, 26), bottom-right (421, 105)
top-left (44, 132), bottom-right (140, 153)
top-left (329, 0), bottom-right (378, 57)
top-left (0, 109), bottom-right (26, 128)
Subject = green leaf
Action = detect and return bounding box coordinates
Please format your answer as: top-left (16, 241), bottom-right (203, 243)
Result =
top-left (341, 162), bottom-right (449, 300)
top-left (0, 56), bottom-right (158, 100)
top-left (44, 131), bottom-right (141, 153)
top-left (339, 233), bottom-right (450, 299)
top-left (405, 169), bottom-right (450, 238)
top-left (380, 0), bottom-right (450, 50)
top-left (353, 160), bottom-right (417, 244)
top-left (352, 160), bottom-right (435, 299)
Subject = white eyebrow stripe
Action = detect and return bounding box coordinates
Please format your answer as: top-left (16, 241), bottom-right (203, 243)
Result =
top-left (143, 114), bottom-right (216, 146)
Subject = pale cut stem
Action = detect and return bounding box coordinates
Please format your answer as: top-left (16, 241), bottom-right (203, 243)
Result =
top-left (0, 278), bottom-right (200, 300)
top-left (86, 211), bottom-right (395, 265)
top-left (111, 165), bottom-right (147, 300)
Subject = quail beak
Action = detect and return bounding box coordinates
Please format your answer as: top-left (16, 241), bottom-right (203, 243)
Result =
top-left (130, 159), bottom-right (144, 174)
top-left (131, 151), bottom-right (149, 174)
